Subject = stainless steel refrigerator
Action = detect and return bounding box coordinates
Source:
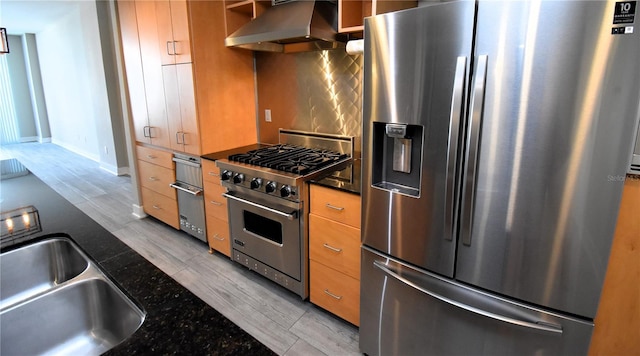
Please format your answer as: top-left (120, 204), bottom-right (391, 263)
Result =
top-left (360, 1), bottom-right (640, 355)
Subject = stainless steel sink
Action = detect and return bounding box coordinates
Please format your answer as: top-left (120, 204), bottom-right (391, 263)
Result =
top-left (1, 238), bottom-right (89, 309)
top-left (0, 237), bottom-right (145, 355)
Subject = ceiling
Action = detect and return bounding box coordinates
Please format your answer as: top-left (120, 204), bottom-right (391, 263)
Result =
top-left (1, 0), bottom-right (80, 35)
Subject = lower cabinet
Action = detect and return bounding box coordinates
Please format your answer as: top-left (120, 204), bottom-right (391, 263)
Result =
top-left (310, 260), bottom-right (360, 326)
top-left (136, 145), bottom-right (179, 229)
top-left (206, 215), bottom-right (230, 257)
top-left (202, 159), bottom-right (231, 257)
top-left (140, 187), bottom-right (179, 229)
top-left (309, 185), bottom-right (361, 326)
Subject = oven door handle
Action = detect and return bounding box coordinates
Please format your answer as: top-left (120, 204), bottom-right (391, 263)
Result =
top-left (170, 182), bottom-right (203, 196)
top-left (223, 193), bottom-right (298, 221)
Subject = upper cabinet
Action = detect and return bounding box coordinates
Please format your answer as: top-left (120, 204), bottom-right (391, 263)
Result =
top-left (222, 0), bottom-right (271, 36)
top-left (338, 0), bottom-right (417, 33)
top-left (119, 0), bottom-right (172, 148)
top-left (156, 0), bottom-right (192, 65)
top-left (117, 0), bottom-right (257, 155)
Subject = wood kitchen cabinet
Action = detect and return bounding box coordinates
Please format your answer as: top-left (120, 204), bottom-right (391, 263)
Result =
top-left (162, 64), bottom-right (199, 155)
top-left (156, 0), bottom-right (191, 65)
top-left (119, 0), bottom-right (257, 155)
top-left (309, 184), bottom-right (361, 326)
top-left (223, 0), bottom-right (271, 36)
top-left (119, 0), bottom-right (171, 148)
top-left (135, 145), bottom-right (179, 229)
top-left (202, 159), bottom-right (231, 257)
top-left (338, 0), bottom-right (416, 33)
top-left (589, 176), bottom-right (640, 355)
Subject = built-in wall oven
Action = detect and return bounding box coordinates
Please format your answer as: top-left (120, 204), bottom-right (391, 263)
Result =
top-left (216, 130), bottom-right (353, 299)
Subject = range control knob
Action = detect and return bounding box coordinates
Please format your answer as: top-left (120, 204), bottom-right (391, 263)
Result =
top-left (280, 185), bottom-right (292, 198)
top-left (232, 173), bottom-right (244, 184)
top-left (265, 181), bottom-right (276, 193)
top-left (221, 170), bottom-right (232, 181)
top-left (250, 178), bottom-right (262, 189)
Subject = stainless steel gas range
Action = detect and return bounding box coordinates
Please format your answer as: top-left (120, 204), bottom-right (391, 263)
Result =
top-left (215, 130), bottom-right (354, 299)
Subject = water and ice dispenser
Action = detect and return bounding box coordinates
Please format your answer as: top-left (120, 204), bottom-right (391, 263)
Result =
top-left (371, 122), bottom-right (423, 197)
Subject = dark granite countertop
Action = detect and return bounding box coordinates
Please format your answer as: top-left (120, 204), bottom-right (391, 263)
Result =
top-left (201, 144), bottom-right (265, 162)
top-left (0, 159), bottom-right (274, 355)
top-left (310, 159), bottom-right (362, 195)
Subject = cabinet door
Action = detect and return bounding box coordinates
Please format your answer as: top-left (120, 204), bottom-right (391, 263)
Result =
top-left (162, 64), bottom-right (199, 154)
top-left (135, 0), bottom-right (171, 149)
top-left (117, 0), bottom-right (150, 144)
top-left (156, 0), bottom-right (191, 65)
top-left (170, 0), bottom-right (191, 64)
top-left (155, 0), bottom-right (175, 65)
top-left (176, 63), bottom-right (199, 155)
top-left (161, 65), bottom-right (183, 152)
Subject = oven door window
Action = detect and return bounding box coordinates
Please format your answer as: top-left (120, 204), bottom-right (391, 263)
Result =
top-left (243, 210), bottom-right (282, 245)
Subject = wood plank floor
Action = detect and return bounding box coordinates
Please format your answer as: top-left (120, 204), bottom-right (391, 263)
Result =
top-left (1, 142), bottom-right (360, 356)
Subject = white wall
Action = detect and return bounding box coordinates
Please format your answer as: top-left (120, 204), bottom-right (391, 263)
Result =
top-left (35, 1), bottom-right (112, 163)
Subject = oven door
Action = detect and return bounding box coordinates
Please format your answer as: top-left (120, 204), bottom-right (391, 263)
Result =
top-left (224, 191), bottom-right (302, 280)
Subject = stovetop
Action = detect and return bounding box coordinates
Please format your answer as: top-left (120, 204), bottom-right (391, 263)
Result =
top-left (228, 144), bottom-right (349, 175)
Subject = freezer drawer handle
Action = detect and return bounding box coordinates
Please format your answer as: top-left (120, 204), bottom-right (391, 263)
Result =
top-left (373, 260), bottom-right (563, 334)
top-left (170, 183), bottom-right (203, 196)
top-left (223, 193), bottom-right (298, 221)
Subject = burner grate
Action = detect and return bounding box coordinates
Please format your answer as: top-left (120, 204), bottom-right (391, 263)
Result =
top-left (228, 145), bottom-right (349, 175)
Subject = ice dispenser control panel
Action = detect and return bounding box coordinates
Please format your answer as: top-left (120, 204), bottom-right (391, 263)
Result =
top-left (371, 122), bottom-right (423, 197)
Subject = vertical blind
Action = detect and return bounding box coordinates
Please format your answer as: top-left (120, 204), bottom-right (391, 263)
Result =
top-left (0, 55), bottom-right (19, 144)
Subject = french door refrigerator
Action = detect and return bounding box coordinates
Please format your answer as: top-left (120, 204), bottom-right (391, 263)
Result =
top-left (360, 0), bottom-right (640, 355)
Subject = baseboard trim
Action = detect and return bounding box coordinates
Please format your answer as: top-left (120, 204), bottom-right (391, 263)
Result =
top-left (132, 204), bottom-right (147, 219)
top-left (100, 163), bottom-right (130, 176)
top-left (39, 137), bottom-right (52, 143)
top-left (20, 136), bottom-right (39, 143)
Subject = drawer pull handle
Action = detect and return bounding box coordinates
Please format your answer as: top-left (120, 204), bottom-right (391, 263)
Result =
top-left (324, 289), bottom-right (343, 300)
top-left (210, 200), bottom-right (223, 206)
top-left (213, 234), bottom-right (225, 241)
top-left (152, 205), bottom-right (161, 210)
top-left (146, 154), bottom-right (156, 159)
top-left (325, 203), bottom-right (344, 211)
top-left (148, 176), bottom-right (159, 181)
top-left (208, 172), bottom-right (220, 177)
top-left (323, 243), bottom-right (342, 253)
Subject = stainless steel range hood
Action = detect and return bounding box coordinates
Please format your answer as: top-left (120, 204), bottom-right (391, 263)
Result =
top-left (225, 0), bottom-right (345, 53)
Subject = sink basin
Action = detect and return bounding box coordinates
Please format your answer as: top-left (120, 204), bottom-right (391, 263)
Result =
top-left (0, 236), bottom-right (145, 355)
top-left (1, 238), bottom-right (89, 309)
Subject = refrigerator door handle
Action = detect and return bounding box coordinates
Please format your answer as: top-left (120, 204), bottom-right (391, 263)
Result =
top-left (373, 260), bottom-right (563, 334)
top-left (461, 55), bottom-right (489, 246)
top-left (444, 56), bottom-right (468, 240)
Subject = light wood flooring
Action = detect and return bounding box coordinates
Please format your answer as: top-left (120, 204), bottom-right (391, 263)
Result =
top-left (0, 142), bottom-right (360, 356)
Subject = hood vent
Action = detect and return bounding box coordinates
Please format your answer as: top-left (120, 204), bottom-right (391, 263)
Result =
top-left (225, 0), bottom-right (345, 53)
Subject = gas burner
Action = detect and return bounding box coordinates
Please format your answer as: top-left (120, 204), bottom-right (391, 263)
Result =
top-left (228, 145), bottom-right (348, 176)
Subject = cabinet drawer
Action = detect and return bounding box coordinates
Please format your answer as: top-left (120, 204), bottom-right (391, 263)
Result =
top-left (309, 214), bottom-right (361, 280)
top-left (202, 159), bottom-right (221, 185)
top-left (310, 260), bottom-right (360, 326)
top-left (138, 160), bottom-right (175, 197)
top-left (204, 180), bottom-right (228, 221)
top-left (141, 187), bottom-right (179, 229)
top-left (136, 145), bottom-right (173, 169)
top-left (206, 215), bottom-right (231, 257)
top-left (310, 185), bottom-right (361, 228)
